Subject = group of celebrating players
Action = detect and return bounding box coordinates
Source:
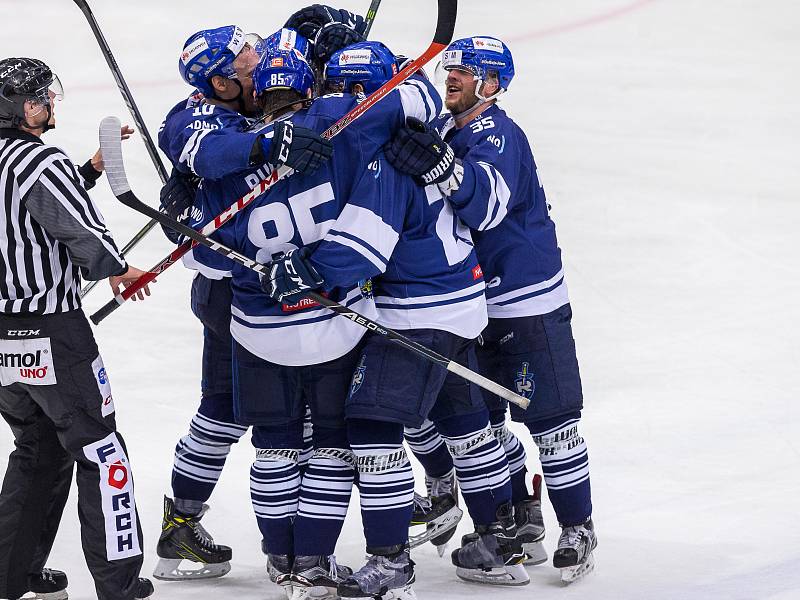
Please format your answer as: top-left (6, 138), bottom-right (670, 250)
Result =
top-left (147, 4), bottom-right (598, 599)
top-left (0, 2), bottom-right (597, 599)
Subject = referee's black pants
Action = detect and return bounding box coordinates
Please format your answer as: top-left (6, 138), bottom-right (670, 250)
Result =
top-left (0, 309), bottom-right (143, 600)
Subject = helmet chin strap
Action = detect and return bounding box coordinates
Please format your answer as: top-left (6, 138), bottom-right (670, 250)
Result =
top-left (453, 80), bottom-right (505, 122)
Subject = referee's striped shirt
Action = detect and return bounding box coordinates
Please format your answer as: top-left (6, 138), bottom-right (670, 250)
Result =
top-left (1, 128), bottom-right (127, 314)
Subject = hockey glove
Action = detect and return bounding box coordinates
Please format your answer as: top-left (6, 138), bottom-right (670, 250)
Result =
top-left (385, 117), bottom-right (458, 188)
top-left (159, 168), bottom-right (200, 244)
top-left (313, 22), bottom-right (366, 63)
top-left (261, 248), bottom-right (325, 305)
top-left (285, 5), bottom-right (367, 39)
top-left (264, 121), bottom-right (333, 174)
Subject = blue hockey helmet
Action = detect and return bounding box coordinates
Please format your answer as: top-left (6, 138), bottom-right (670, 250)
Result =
top-left (438, 36), bottom-right (515, 98)
top-left (252, 28), bottom-right (315, 98)
top-left (178, 25), bottom-right (264, 97)
top-left (323, 41), bottom-right (398, 95)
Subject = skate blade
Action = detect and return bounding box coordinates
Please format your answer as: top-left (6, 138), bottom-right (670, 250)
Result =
top-left (153, 557), bottom-right (231, 580)
top-left (560, 553), bottom-right (595, 584)
top-left (18, 592), bottom-right (68, 600)
top-left (291, 585), bottom-right (339, 600)
top-left (455, 564), bottom-right (530, 586)
top-left (522, 541), bottom-right (548, 566)
top-left (408, 505), bottom-right (463, 549)
top-left (340, 583), bottom-right (417, 600)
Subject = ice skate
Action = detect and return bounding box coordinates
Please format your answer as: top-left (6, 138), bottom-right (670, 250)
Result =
top-left (153, 496), bottom-right (232, 580)
top-left (553, 518), bottom-right (597, 584)
top-left (267, 553), bottom-right (295, 599)
top-left (338, 545), bottom-right (417, 600)
top-left (135, 578), bottom-right (154, 599)
top-left (409, 470), bottom-right (462, 556)
top-left (451, 503), bottom-right (529, 586)
top-left (18, 568), bottom-right (68, 600)
top-left (514, 474), bottom-right (547, 566)
top-left (288, 554), bottom-right (353, 600)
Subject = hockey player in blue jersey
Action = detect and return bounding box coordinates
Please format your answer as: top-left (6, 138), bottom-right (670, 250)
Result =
top-left (179, 29), bottom-right (445, 600)
top-left (256, 42), bottom-right (538, 596)
top-left (153, 24), bottom-right (337, 581)
top-left (385, 36), bottom-right (598, 584)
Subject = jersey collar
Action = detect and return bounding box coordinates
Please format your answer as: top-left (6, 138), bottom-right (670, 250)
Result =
top-left (0, 128), bottom-right (43, 144)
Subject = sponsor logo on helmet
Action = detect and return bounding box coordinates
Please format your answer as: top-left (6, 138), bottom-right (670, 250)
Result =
top-left (338, 49), bottom-right (373, 65)
top-left (339, 68), bottom-right (372, 76)
top-left (0, 62), bottom-right (23, 79)
top-left (441, 49), bottom-right (463, 68)
top-left (481, 59), bottom-right (507, 67)
top-left (227, 26), bottom-right (246, 55)
top-left (271, 57), bottom-right (284, 67)
top-left (472, 37), bottom-right (505, 53)
top-left (279, 28), bottom-right (297, 51)
top-left (181, 37), bottom-right (210, 65)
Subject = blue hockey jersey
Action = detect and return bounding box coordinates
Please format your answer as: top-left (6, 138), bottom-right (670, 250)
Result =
top-left (186, 78), bottom-right (446, 365)
top-left (309, 153), bottom-right (487, 340)
top-left (157, 93), bottom-right (261, 179)
top-left (437, 104), bottom-right (568, 318)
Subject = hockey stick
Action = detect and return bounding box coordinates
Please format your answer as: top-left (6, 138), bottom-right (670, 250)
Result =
top-left (73, 0), bottom-right (166, 298)
top-left (363, 0), bottom-right (383, 37)
top-left (98, 116), bottom-right (528, 409)
top-left (90, 0), bottom-right (458, 323)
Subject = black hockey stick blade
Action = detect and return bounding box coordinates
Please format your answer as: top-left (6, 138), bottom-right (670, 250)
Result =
top-left (97, 116), bottom-right (528, 409)
top-left (433, 0), bottom-right (458, 46)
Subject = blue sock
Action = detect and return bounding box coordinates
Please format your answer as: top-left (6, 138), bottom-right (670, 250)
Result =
top-left (526, 414), bottom-right (592, 526)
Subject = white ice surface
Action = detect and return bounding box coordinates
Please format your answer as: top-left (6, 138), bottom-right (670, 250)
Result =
top-left (2, 0), bottom-right (800, 598)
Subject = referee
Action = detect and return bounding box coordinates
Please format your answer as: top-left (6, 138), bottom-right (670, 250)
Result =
top-left (0, 58), bottom-right (153, 600)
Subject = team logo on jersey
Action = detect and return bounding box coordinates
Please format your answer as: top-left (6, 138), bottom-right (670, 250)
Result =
top-left (515, 362), bottom-right (535, 400)
top-left (359, 278), bottom-right (374, 299)
top-left (82, 433), bottom-right (141, 561)
top-left (350, 355), bottom-right (367, 396)
top-left (0, 338), bottom-right (56, 386)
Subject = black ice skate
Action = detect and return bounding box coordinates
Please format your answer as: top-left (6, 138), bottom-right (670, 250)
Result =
top-left (287, 554), bottom-right (353, 600)
top-left (451, 503), bottom-right (529, 586)
top-left (267, 553), bottom-right (295, 599)
top-left (135, 577), bottom-right (154, 599)
top-left (20, 568), bottom-right (68, 600)
top-left (514, 474), bottom-right (547, 566)
top-left (338, 545), bottom-right (417, 600)
top-left (153, 495), bottom-right (232, 580)
top-left (408, 470), bottom-right (462, 556)
top-left (553, 517), bottom-right (597, 584)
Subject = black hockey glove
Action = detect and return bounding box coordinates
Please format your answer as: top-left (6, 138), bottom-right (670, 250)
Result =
top-left (159, 168), bottom-right (200, 244)
top-left (264, 121), bottom-right (333, 174)
top-left (285, 4), bottom-right (367, 40)
top-left (260, 248), bottom-right (324, 305)
top-left (385, 117), bottom-right (456, 186)
top-left (313, 22), bottom-right (366, 63)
